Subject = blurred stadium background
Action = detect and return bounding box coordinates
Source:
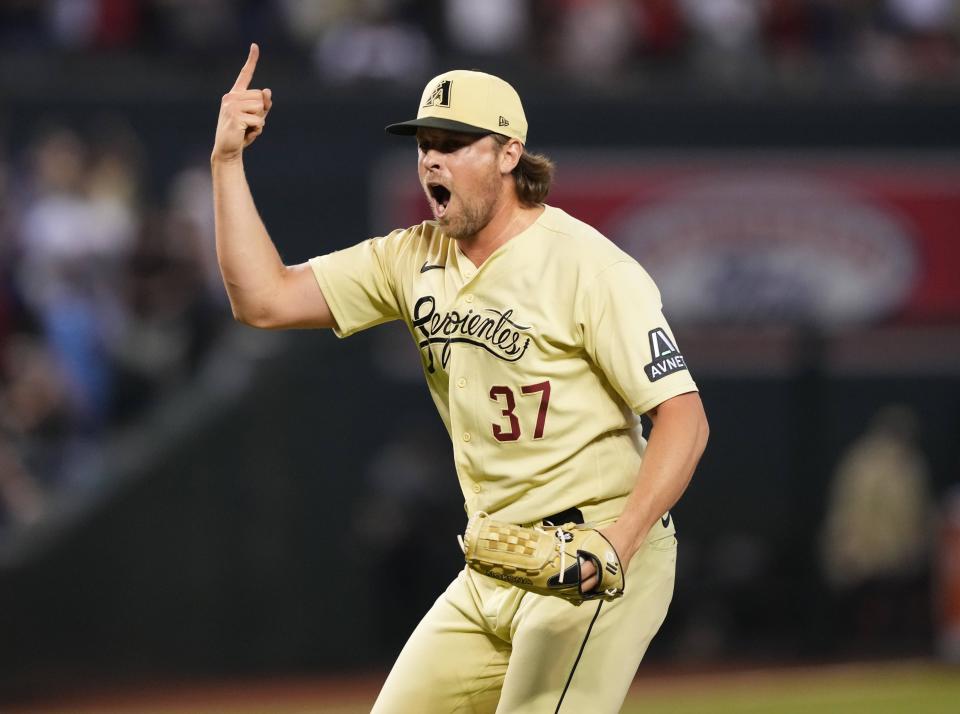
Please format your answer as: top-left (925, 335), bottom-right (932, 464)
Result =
top-left (1, 0), bottom-right (959, 711)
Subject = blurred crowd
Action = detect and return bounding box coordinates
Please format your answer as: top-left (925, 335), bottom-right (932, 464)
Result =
top-left (820, 405), bottom-right (934, 657)
top-left (0, 123), bottom-right (228, 535)
top-left (0, 0), bottom-right (958, 93)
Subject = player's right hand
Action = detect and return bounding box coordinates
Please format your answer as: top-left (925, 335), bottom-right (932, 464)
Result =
top-left (212, 43), bottom-right (272, 163)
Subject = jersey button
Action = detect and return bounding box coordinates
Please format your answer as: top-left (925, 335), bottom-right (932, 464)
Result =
top-left (456, 377), bottom-right (467, 388)
top-left (464, 294), bottom-right (474, 303)
top-left (462, 432), bottom-right (472, 442)
top-left (472, 483), bottom-right (482, 493)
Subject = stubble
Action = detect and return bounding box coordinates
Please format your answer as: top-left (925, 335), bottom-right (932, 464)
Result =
top-left (440, 163), bottom-right (504, 241)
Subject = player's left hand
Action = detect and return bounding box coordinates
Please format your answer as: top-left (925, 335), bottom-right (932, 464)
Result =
top-left (461, 513), bottom-right (626, 605)
top-left (579, 522), bottom-right (636, 594)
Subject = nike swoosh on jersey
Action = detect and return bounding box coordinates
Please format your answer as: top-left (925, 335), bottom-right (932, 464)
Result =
top-left (420, 261), bottom-right (444, 273)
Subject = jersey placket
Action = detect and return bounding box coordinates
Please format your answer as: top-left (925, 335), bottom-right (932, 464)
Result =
top-left (449, 248), bottom-right (487, 511)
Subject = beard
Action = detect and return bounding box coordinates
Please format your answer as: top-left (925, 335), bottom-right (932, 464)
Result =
top-left (434, 165), bottom-right (503, 240)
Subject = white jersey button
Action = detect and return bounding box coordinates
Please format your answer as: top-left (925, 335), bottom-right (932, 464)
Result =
top-left (457, 377), bottom-right (467, 388)
top-left (464, 294), bottom-right (474, 303)
top-left (472, 483), bottom-right (482, 493)
top-left (462, 432), bottom-right (472, 442)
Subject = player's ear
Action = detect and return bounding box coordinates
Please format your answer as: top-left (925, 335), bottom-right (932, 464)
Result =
top-left (498, 138), bottom-right (522, 175)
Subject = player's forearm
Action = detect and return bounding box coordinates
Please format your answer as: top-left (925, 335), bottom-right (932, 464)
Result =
top-left (618, 392), bottom-right (708, 553)
top-left (211, 156), bottom-right (288, 326)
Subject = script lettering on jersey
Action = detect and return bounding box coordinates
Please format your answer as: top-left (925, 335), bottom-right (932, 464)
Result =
top-left (643, 327), bottom-right (689, 382)
top-left (412, 295), bottom-right (531, 373)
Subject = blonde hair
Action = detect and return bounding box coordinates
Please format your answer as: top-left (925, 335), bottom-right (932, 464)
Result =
top-left (492, 134), bottom-right (555, 207)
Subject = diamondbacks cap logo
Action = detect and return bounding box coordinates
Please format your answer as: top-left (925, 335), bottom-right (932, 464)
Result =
top-left (643, 328), bottom-right (689, 382)
top-left (423, 79), bottom-right (452, 108)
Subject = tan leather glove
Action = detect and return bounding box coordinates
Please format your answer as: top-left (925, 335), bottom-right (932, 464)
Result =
top-left (459, 511), bottom-right (625, 606)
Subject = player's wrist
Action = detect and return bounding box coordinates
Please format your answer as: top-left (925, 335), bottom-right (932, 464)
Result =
top-left (608, 513), bottom-right (652, 559)
top-left (211, 147), bottom-right (245, 167)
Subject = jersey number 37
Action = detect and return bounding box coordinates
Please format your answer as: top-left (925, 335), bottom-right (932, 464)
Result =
top-left (489, 380), bottom-right (551, 442)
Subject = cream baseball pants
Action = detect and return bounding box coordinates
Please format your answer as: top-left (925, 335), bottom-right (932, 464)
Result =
top-left (371, 532), bottom-right (677, 713)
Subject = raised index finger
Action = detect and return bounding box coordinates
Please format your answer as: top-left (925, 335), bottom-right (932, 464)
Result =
top-left (231, 43), bottom-right (259, 91)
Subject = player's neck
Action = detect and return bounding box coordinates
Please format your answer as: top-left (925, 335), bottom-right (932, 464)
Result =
top-left (458, 198), bottom-right (543, 268)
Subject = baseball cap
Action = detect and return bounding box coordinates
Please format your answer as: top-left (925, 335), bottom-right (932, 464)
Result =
top-left (385, 70), bottom-right (528, 144)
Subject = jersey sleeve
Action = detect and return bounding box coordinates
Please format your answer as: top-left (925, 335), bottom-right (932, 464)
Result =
top-left (578, 260), bottom-right (698, 415)
top-left (309, 228), bottom-right (409, 338)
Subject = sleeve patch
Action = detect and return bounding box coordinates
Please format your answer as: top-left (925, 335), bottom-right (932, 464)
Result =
top-left (643, 328), bottom-right (689, 382)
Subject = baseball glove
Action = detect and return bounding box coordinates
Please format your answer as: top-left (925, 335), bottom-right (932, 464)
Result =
top-left (458, 511), bottom-right (625, 606)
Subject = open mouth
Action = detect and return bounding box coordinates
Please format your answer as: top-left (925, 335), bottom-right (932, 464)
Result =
top-left (427, 183), bottom-right (452, 219)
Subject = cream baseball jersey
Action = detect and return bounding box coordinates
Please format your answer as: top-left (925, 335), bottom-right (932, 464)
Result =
top-left (310, 205), bottom-right (697, 526)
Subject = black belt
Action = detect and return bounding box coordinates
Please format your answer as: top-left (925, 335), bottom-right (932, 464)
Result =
top-left (542, 507), bottom-right (584, 526)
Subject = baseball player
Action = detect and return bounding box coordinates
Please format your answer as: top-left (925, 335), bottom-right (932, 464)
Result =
top-left (212, 44), bottom-right (708, 713)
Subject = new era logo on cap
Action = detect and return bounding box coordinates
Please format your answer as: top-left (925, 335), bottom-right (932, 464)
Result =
top-left (499, 116), bottom-right (509, 127)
